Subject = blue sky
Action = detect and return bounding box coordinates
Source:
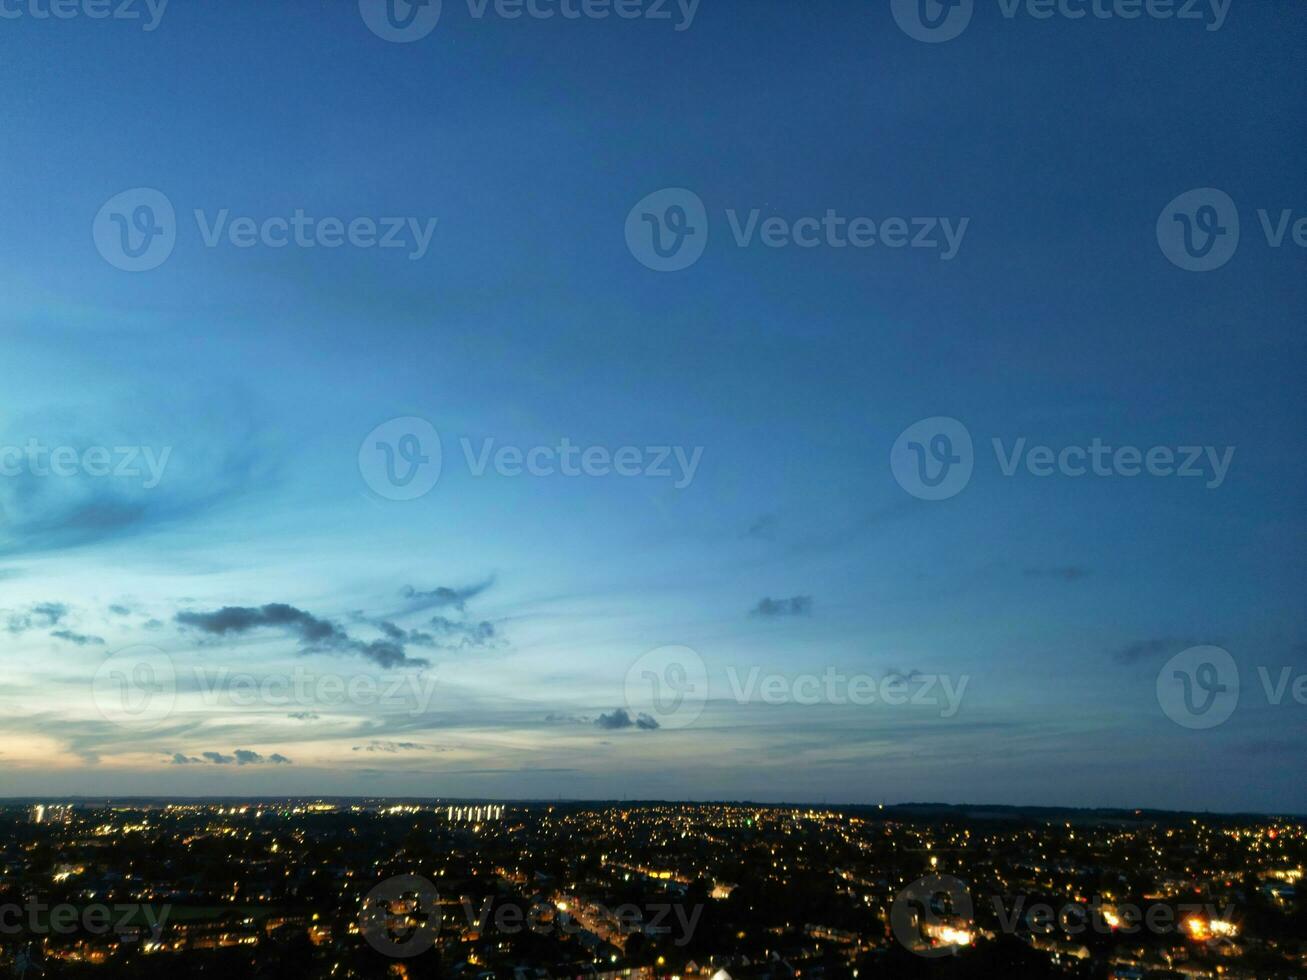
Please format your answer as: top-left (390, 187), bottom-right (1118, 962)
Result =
top-left (0, 0), bottom-right (1304, 812)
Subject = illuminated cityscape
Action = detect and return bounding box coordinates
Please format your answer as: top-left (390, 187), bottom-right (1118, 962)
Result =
top-left (1, 800), bottom-right (1302, 978)
top-left (1, 2), bottom-right (1304, 979)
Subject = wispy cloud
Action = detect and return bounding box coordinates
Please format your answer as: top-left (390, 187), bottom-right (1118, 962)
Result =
top-left (353, 741), bottom-right (427, 753)
top-left (743, 513), bottom-right (778, 540)
top-left (398, 576), bottom-right (496, 614)
top-left (50, 629), bottom-right (104, 646)
top-left (6, 601), bottom-right (68, 633)
top-left (1112, 637), bottom-right (1199, 665)
top-left (750, 595), bottom-right (813, 618)
top-left (0, 408), bottom-right (278, 558)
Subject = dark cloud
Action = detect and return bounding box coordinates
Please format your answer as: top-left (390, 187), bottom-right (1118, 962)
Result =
top-left (399, 576), bottom-right (495, 613)
top-left (1024, 566), bottom-right (1090, 582)
top-left (178, 603), bottom-right (344, 643)
top-left (1112, 638), bottom-right (1199, 665)
top-left (108, 604), bottom-right (133, 616)
top-left (744, 514), bottom-right (778, 540)
top-left (594, 708), bottom-right (660, 731)
top-left (50, 629), bottom-right (105, 646)
top-left (351, 639), bottom-right (420, 669)
top-left (288, 711), bottom-right (319, 721)
top-left (170, 753), bottom-right (202, 765)
top-left (176, 602), bottom-right (428, 669)
top-left (202, 751), bottom-right (235, 765)
top-left (750, 595), bottom-right (813, 617)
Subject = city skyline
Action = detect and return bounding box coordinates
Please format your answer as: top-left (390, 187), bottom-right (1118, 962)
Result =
top-left (0, 799), bottom-right (1301, 977)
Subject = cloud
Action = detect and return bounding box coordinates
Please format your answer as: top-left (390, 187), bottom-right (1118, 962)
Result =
top-left (352, 740), bottom-right (427, 753)
top-left (50, 629), bottom-right (105, 646)
top-left (196, 749), bottom-right (291, 765)
top-left (594, 708), bottom-right (660, 731)
top-left (6, 601), bottom-right (68, 633)
top-left (288, 711), bottom-right (319, 721)
top-left (235, 748), bottom-right (292, 765)
top-left (744, 514), bottom-right (778, 540)
top-left (170, 752), bottom-right (203, 765)
top-left (108, 604), bottom-right (133, 616)
top-left (427, 616), bottom-right (501, 649)
top-left (178, 603), bottom-right (345, 643)
top-left (370, 611), bottom-right (501, 653)
top-left (750, 595), bottom-right (813, 617)
top-left (1112, 637), bottom-right (1199, 665)
top-left (884, 668), bottom-right (923, 683)
top-left (0, 405), bottom-right (279, 558)
top-left (176, 602), bottom-right (428, 668)
top-left (1023, 566), bottom-right (1090, 582)
top-left (399, 576), bottom-right (495, 613)
top-left (544, 712), bottom-right (588, 725)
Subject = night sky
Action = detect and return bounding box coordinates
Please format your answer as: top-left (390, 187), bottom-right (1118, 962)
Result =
top-left (1, 0), bottom-right (1303, 812)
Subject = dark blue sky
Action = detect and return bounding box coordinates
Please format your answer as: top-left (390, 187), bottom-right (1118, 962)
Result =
top-left (0, 0), bottom-right (1303, 811)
